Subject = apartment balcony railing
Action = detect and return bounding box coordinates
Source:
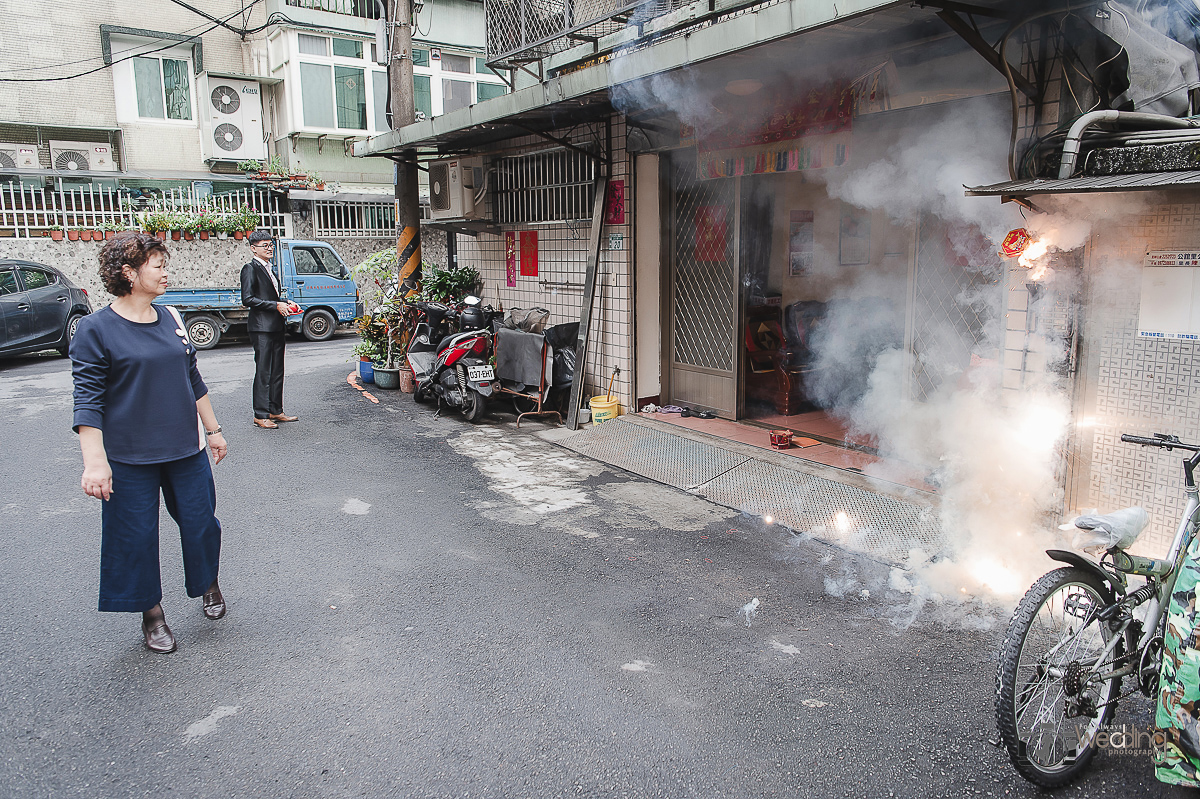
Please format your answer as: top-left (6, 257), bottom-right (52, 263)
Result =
top-left (284, 0), bottom-right (382, 19)
top-left (0, 184), bottom-right (287, 239)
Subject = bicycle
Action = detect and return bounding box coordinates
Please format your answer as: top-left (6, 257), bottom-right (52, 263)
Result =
top-left (995, 432), bottom-right (1200, 787)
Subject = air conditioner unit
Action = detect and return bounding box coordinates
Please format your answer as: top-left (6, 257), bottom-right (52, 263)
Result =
top-left (428, 157), bottom-right (484, 220)
top-left (200, 75), bottom-right (267, 162)
top-left (0, 143), bottom-right (38, 170)
top-left (49, 141), bottom-right (116, 172)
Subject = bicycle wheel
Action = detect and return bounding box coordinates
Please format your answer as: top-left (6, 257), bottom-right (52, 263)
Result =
top-left (995, 567), bottom-right (1124, 788)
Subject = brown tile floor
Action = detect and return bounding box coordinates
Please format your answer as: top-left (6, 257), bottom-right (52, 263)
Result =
top-left (637, 410), bottom-right (938, 494)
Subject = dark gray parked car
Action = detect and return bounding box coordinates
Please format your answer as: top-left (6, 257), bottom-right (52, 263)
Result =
top-left (0, 260), bottom-right (92, 358)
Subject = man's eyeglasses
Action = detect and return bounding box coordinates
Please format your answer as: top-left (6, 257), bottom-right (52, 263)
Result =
top-left (252, 242), bottom-right (275, 249)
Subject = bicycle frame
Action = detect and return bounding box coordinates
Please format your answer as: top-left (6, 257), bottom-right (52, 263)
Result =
top-left (1075, 443), bottom-right (1200, 686)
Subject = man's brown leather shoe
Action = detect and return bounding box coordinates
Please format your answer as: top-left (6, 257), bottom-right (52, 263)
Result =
top-left (203, 582), bottom-right (226, 620)
top-left (269, 413), bottom-right (299, 422)
top-left (142, 612), bottom-right (176, 654)
top-left (253, 417), bottom-right (278, 429)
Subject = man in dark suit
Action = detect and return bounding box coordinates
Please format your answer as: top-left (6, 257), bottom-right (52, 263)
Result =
top-left (241, 231), bottom-right (298, 429)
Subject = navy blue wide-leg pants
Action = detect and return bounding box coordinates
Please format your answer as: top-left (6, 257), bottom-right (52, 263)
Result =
top-left (99, 449), bottom-right (222, 612)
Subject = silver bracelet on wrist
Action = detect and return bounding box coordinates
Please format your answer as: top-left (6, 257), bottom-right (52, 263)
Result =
top-left (205, 425), bottom-right (222, 436)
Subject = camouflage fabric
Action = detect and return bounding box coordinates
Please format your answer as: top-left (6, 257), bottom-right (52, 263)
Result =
top-left (1156, 533), bottom-right (1200, 786)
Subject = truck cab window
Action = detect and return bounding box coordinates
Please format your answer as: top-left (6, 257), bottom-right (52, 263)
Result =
top-left (313, 248), bottom-right (347, 277)
top-left (293, 249), bottom-right (323, 275)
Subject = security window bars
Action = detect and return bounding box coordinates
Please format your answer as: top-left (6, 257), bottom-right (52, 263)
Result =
top-left (313, 200), bottom-right (397, 238)
top-left (133, 56), bottom-right (192, 121)
top-left (910, 215), bottom-right (1002, 401)
top-left (494, 148), bottom-right (597, 224)
top-left (285, 0), bottom-right (381, 18)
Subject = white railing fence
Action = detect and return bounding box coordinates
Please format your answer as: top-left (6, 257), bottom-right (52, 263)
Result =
top-left (0, 183), bottom-right (287, 238)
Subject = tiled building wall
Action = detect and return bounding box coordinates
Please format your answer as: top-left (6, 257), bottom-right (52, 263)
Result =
top-left (1081, 197), bottom-right (1200, 556)
top-left (456, 119), bottom-right (635, 411)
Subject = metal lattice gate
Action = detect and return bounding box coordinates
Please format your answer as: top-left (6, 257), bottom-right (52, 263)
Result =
top-left (667, 157), bottom-right (737, 415)
top-left (910, 216), bottom-right (1002, 401)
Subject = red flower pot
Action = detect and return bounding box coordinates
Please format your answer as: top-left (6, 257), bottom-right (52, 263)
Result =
top-left (184, 232), bottom-right (195, 241)
top-left (105, 231), bottom-right (115, 240)
top-left (50, 230), bottom-right (64, 241)
top-left (67, 230), bottom-right (80, 241)
top-left (198, 231), bottom-right (209, 240)
top-left (79, 230), bottom-right (93, 241)
top-left (171, 230), bottom-right (181, 241)
top-left (156, 231), bottom-right (166, 240)
top-left (93, 231), bottom-right (104, 241)
top-left (233, 230), bottom-right (244, 240)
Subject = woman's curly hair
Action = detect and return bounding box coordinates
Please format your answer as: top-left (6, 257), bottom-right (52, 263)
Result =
top-left (98, 232), bottom-right (169, 297)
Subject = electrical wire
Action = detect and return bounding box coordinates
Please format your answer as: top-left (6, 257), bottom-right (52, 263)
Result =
top-left (0, 4), bottom-right (259, 82)
top-left (0, 1), bottom-right (262, 76)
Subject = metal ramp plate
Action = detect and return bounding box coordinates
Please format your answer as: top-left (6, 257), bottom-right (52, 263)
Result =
top-left (698, 460), bottom-right (941, 563)
top-left (561, 418), bottom-right (942, 564)
top-left (561, 417), bottom-right (749, 490)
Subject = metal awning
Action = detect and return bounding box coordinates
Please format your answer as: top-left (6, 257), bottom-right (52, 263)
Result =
top-left (966, 171), bottom-right (1200, 197)
top-left (355, 0), bottom-right (978, 157)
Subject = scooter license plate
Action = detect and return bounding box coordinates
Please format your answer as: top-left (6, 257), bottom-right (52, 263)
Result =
top-left (467, 365), bottom-right (494, 382)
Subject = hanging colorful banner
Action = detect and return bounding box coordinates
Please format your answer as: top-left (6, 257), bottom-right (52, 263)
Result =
top-left (519, 231), bottom-right (538, 276)
top-left (695, 206), bottom-right (727, 262)
top-left (505, 231), bottom-right (517, 286)
top-left (604, 179), bottom-right (626, 225)
top-left (697, 82), bottom-right (853, 179)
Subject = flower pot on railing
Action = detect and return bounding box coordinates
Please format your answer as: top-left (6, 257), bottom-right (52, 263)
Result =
top-left (198, 230), bottom-right (209, 240)
top-left (233, 230), bottom-right (244, 240)
top-left (184, 232), bottom-right (195, 241)
top-left (49, 230), bottom-right (63, 241)
top-left (155, 231), bottom-right (166, 240)
top-left (171, 230), bottom-right (181, 241)
top-left (105, 230), bottom-right (115, 241)
top-left (67, 230), bottom-right (80, 241)
top-left (79, 230), bottom-right (92, 242)
top-left (92, 230), bottom-right (104, 241)
top-left (217, 231), bottom-right (228, 240)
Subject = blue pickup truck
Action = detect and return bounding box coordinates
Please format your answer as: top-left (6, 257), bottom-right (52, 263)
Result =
top-left (154, 239), bottom-right (363, 349)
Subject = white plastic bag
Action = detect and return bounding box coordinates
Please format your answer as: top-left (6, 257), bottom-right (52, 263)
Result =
top-left (1062, 506), bottom-right (1150, 554)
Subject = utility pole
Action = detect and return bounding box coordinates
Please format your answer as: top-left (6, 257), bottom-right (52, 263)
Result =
top-left (386, 0), bottom-right (422, 296)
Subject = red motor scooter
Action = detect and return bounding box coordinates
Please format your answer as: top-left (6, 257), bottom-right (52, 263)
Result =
top-left (407, 296), bottom-right (498, 422)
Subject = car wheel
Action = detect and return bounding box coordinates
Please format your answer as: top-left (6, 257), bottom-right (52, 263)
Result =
top-left (58, 313), bottom-right (85, 357)
top-left (186, 315), bottom-right (222, 350)
top-left (302, 309), bottom-right (337, 342)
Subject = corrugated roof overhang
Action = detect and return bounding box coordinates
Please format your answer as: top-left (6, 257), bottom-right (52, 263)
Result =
top-left (967, 171), bottom-right (1200, 197)
top-left (353, 0), bottom-right (984, 157)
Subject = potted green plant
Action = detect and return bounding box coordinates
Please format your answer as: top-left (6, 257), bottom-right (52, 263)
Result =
top-left (196, 210), bottom-right (218, 240)
top-left (237, 159), bottom-right (264, 174)
top-left (48, 225), bottom-right (63, 241)
top-left (102, 220), bottom-right (124, 240)
top-left (67, 228), bottom-right (80, 241)
top-left (419, 262), bottom-right (483, 304)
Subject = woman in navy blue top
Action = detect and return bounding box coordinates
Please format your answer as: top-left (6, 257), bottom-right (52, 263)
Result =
top-left (72, 232), bottom-right (229, 654)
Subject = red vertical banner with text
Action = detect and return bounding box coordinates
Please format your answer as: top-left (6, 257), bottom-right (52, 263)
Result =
top-left (519, 231), bottom-right (538, 276)
top-left (604, 179), bottom-right (626, 225)
top-left (505, 231), bottom-right (517, 287)
top-left (695, 206), bottom-right (727, 262)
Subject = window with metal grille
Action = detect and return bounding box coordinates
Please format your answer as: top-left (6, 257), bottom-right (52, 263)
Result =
top-left (314, 200), bottom-right (396, 237)
top-left (493, 147), bottom-right (597, 224)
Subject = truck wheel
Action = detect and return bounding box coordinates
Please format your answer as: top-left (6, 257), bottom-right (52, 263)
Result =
top-left (302, 309), bottom-right (336, 342)
top-left (186, 315), bottom-right (222, 350)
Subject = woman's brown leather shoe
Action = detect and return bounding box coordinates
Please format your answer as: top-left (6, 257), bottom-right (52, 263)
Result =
top-left (203, 583), bottom-right (226, 620)
top-left (142, 614), bottom-right (176, 653)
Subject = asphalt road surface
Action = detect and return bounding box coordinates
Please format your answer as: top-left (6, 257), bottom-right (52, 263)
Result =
top-left (0, 334), bottom-right (1185, 798)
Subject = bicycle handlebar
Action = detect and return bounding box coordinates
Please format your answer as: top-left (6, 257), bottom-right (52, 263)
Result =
top-left (1121, 433), bottom-right (1200, 452)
